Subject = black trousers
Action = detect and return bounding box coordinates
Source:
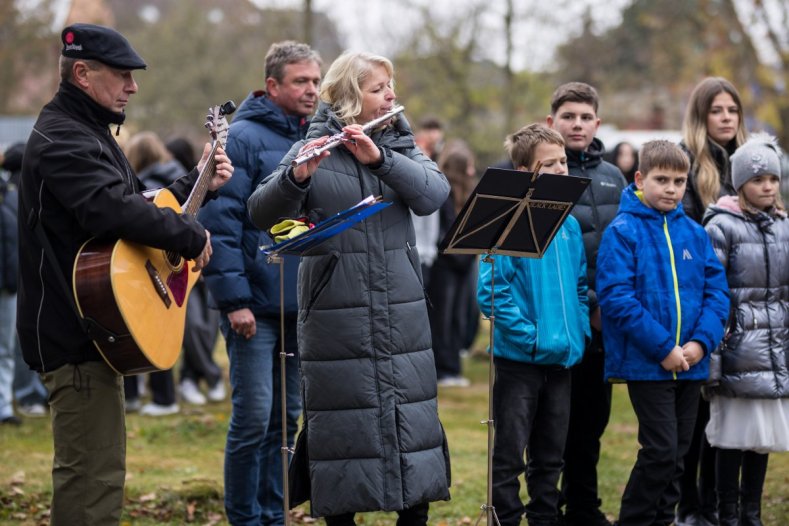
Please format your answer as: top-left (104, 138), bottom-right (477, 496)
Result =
top-left (324, 502), bottom-right (429, 526)
top-left (124, 370), bottom-right (176, 405)
top-left (492, 358), bottom-right (571, 526)
top-left (619, 380), bottom-right (701, 526)
top-left (676, 397), bottom-right (717, 519)
top-left (428, 259), bottom-right (474, 379)
top-left (561, 348), bottom-right (612, 513)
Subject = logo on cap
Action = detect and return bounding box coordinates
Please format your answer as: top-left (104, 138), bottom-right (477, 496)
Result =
top-left (65, 31), bottom-right (75, 44)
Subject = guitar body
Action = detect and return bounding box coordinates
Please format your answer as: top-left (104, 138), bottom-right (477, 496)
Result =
top-left (73, 189), bottom-right (200, 375)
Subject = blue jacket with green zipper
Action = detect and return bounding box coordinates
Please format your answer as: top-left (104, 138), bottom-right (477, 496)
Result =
top-left (597, 184), bottom-right (729, 382)
top-left (477, 215), bottom-right (590, 367)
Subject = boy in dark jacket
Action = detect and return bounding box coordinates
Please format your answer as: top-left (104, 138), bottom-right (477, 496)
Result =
top-left (546, 81), bottom-right (626, 526)
top-left (597, 141), bottom-right (729, 526)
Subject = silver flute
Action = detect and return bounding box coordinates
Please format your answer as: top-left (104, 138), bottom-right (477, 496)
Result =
top-left (291, 105), bottom-right (405, 167)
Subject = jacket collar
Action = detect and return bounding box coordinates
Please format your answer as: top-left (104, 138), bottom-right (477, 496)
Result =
top-left (620, 183), bottom-right (685, 221)
top-left (566, 137), bottom-right (606, 169)
top-left (54, 80), bottom-right (126, 130)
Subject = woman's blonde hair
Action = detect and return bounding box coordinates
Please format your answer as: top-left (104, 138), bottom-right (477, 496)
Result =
top-left (682, 77), bottom-right (747, 208)
top-left (319, 51), bottom-right (394, 124)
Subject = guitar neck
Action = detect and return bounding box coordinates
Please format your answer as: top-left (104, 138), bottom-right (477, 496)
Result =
top-left (182, 141), bottom-right (220, 217)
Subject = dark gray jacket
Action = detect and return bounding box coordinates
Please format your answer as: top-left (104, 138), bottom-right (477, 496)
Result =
top-left (247, 103), bottom-right (451, 516)
top-left (703, 196), bottom-right (789, 399)
top-left (566, 139), bottom-right (626, 321)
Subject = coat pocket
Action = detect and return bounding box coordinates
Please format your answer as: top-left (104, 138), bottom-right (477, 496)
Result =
top-left (303, 251), bottom-right (340, 320)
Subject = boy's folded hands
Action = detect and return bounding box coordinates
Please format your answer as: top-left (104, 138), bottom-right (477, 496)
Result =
top-left (661, 346), bottom-right (690, 373)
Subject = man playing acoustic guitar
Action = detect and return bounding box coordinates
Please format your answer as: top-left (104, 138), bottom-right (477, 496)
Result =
top-left (17, 24), bottom-right (233, 525)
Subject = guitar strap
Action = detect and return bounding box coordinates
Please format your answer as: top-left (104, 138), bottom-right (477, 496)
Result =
top-left (26, 206), bottom-right (127, 345)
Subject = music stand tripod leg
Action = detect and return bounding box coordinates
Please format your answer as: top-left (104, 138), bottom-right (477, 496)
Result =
top-left (475, 252), bottom-right (501, 526)
top-left (269, 254), bottom-right (294, 526)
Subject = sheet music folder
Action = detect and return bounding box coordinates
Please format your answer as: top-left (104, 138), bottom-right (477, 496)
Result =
top-left (440, 167), bottom-right (591, 258)
top-left (262, 195), bottom-right (391, 256)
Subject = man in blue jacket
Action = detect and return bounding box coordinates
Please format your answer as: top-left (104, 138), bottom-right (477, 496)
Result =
top-left (198, 41), bottom-right (321, 526)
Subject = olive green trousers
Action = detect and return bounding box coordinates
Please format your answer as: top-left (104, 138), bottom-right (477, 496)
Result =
top-left (42, 360), bottom-right (126, 526)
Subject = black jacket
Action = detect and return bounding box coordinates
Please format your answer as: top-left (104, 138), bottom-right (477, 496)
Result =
top-left (566, 138), bottom-right (627, 313)
top-left (17, 81), bottom-right (207, 372)
top-left (680, 139), bottom-right (737, 224)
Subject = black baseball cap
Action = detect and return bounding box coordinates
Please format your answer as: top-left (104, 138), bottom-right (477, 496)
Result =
top-left (61, 23), bottom-right (147, 70)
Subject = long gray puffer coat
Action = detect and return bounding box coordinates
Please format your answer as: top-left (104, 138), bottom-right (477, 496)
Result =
top-left (248, 103), bottom-right (451, 516)
top-left (703, 195), bottom-right (789, 399)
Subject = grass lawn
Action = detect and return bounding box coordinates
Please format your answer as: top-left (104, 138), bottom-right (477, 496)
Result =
top-left (1, 339), bottom-right (787, 525)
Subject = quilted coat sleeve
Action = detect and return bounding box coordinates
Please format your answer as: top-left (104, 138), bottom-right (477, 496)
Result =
top-left (370, 147), bottom-right (450, 216)
top-left (247, 141), bottom-right (308, 231)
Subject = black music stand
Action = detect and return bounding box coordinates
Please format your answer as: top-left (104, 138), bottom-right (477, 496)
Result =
top-left (260, 195), bottom-right (391, 525)
top-left (439, 167), bottom-right (590, 525)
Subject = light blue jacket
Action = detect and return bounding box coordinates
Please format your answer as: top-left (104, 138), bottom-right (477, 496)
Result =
top-left (598, 185), bottom-right (730, 382)
top-left (477, 216), bottom-right (590, 367)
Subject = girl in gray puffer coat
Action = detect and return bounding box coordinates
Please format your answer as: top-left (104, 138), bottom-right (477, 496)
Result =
top-left (703, 133), bottom-right (789, 526)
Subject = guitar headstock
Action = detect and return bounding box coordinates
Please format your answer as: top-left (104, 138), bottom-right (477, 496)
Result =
top-left (205, 100), bottom-right (236, 148)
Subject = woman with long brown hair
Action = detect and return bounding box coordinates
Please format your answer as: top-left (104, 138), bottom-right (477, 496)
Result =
top-left (680, 77), bottom-right (748, 224)
top-left (676, 76), bottom-right (748, 526)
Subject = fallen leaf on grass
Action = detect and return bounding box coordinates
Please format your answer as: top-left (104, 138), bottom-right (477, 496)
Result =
top-left (10, 471), bottom-right (25, 486)
top-left (138, 492), bottom-right (157, 503)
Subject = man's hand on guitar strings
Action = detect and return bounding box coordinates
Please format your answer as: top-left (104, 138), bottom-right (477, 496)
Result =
top-left (192, 230), bottom-right (212, 272)
top-left (196, 143), bottom-right (234, 192)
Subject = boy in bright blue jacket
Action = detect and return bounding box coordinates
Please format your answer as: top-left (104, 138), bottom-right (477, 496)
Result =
top-left (597, 140), bottom-right (729, 526)
top-left (477, 124), bottom-right (590, 526)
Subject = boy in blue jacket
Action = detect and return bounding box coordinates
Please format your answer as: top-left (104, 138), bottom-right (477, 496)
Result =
top-left (597, 140), bottom-right (729, 526)
top-left (478, 123), bottom-right (590, 526)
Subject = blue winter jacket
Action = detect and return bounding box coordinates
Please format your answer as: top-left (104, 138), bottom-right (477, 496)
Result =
top-left (199, 92), bottom-right (308, 316)
top-left (477, 216), bottom-right (590, 367)
top-left (597, 185), bottom-right (730, 382)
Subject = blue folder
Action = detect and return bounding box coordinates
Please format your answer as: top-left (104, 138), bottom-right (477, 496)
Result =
top-left (261, 196), bottom-right (391, 256)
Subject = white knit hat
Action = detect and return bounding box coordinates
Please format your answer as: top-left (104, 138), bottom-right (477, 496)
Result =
top-left (731, 132), bottom-right (782, 191)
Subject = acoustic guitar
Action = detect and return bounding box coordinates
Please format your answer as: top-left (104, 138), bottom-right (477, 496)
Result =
top-left (72, 101), bottom-right (235, 375)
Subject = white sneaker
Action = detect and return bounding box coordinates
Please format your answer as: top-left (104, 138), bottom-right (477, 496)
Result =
top-left (180, 378), bottom-right (206, 405)
top-left (437, 376), bottom-right (471, 388)
top-left (139, 402), bottom-right (179, 416)
top-left (18, 403), bottom-right (47, 418)
top-left (207, 381), bottom-right (226, 403)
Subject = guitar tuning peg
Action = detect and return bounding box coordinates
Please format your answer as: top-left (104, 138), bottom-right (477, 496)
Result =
top-left (220, 100), bottom-right (237, 116)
